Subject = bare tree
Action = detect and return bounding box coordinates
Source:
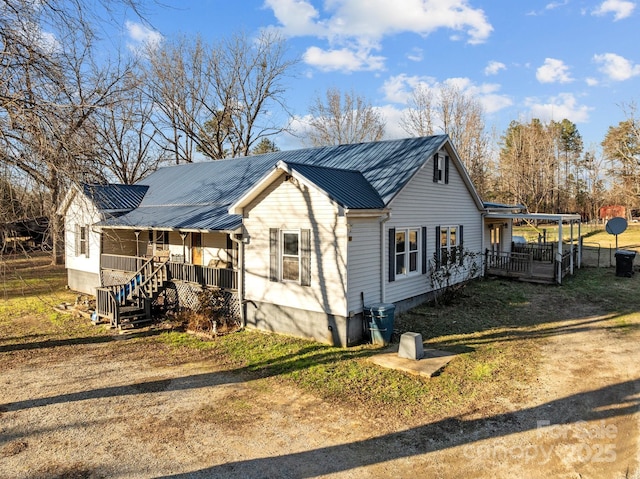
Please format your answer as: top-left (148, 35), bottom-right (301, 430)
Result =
top-left (602, 103), bottom-right (640, 215)
top-left (146, 31), bottom-right (297, 161)
top-left (305, 88), bottom-right (385, 146)
top-left (401, 83), bottom-right (490, 196)
top-left (93, 67), bottom-right (170, 183)
top-left (0, 0), bottom-right (142, 262)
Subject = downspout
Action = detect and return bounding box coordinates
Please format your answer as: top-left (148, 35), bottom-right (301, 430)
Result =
top-left (379, 211), bottom-right (391, 303)
top-left (229, 232), bottom-right (245, 328)
top-left (480, 212), bottom-right (486, 277)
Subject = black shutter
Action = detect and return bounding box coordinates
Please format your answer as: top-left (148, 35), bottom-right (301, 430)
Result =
top-left (458, 224), bottom-right (464, 265)
top-left (301, 229), bottom-right (311, 286)
top-left (435, 226), bottom-right (441, 268)
top-left (75, 224), bottom-right (80, 256)
top-left (444, 155), bottom-right (450, 184)
top-left (269, 228), bottom-right (278, 282)
top-left (433, 153), bottom-right (439, 182)
top-left (85, 225), bottom-right (89, 258)
top-left (388, 228), bottom-right (395, 282)
top-left (421, 226), bottom-right (427, 274)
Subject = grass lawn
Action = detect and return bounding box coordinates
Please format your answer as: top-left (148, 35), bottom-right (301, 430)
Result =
top-left (1, 253), bottom-right (639, 425)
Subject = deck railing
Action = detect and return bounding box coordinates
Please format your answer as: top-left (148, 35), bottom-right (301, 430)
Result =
top-left (167, 262), bottom-right (237, 289)
top-left (485, 250), bottom-right (533, 275)
top-left (101, 254), bottom-right (145, 272)
top-left (101, 253), bottom-right (237, 290)
top-left (512, 243), bottom-right (555, 263)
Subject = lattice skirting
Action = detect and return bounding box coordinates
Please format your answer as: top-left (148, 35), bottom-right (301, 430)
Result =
top-left (99, 271), bottom-right (240, 321)
top-left (162, 281), bottom-right (241, 321)
top-left (101, 270), bottom-right (131, 287)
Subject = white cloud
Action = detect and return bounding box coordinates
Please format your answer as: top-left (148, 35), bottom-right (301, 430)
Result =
top-left (593, 52), bottom-right (640, 80)
top-left (265, 0), bottom-right (493, 71)
top-left (484, 60), bottom-right (506, 76)
top-left (125, 21), bottom-right (162, 52)
top-left (536, 58), bottom-right (573, 83)
top-left (546, 0), bottom-right (569, 10)
top-left (303, 46), bottom-right (385, 72)
top-left (592, 0), bottom-right (636, 20)
top-left (524, 93), bottom-right (591, 123)
top-left (381, 73), bottom-right (512, 114)
top-left (407, 47), bottom-right (424, 62)
top-left (586, 77), bottom-right (599, 86)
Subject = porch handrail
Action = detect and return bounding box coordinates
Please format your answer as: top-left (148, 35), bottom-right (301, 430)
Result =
top-left (95, 287), bottom-right (119, 327)
top-left (167, 261), bottom-right (237, 289)
top-left (101, 254), bottom-right (144, 272)
top-left (485, 250), bottom-right (533, 275)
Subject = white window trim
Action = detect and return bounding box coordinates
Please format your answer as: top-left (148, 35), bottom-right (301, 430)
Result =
top-left (436, 155), bottom-right (445, 184)
top-left (394, 227), bottom-right (421, 279)
top-left (440, 225), bottom-right (459, 258)
top-left (281, 229), bottom-right (301, 283)
top-left (78, 225), bottom-right (87, 256)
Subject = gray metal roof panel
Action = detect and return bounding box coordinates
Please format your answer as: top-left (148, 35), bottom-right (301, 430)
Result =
top-left (284, 162), bottom-right (385, 209)
top-left (99, 204), bottom-right (241, 231)
top-left (83, 184), bottom-right (148, 211)
top-left (103, 136), bottom-right (448, 231)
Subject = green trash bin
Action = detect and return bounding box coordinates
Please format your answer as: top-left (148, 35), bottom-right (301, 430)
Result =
top-left (365, 303), bottom-right (396, 345)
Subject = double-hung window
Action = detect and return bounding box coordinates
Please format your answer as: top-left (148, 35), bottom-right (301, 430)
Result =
top-left (282, 231), bottom-right (301, 282)
top-left (395, 228), bottom-right (420, 277)
top-left (76, 225), bottom-right (88, 257)
top-left (269, 228), bottom-right (311, 286)
top-left (433, 153), bottom-right (449, 184)
top-left (437, 225), bottom-right (463, 266)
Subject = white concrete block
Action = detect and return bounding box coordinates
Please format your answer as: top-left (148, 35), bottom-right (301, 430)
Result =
top-left (398, 332), bottom-right (424, 360)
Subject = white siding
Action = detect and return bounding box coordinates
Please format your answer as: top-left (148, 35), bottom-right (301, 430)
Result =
top-left (346, 217), bottom-right (381, 313)
top-left (64, 193), bottom-right (102, 275)
top-left (243, 175), bottom-right (348, 317)
top-left (384, 147), bottom-right (484, 304)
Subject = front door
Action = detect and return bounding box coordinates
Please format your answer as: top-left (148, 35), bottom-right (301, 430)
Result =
top-left (191, 233), bottom-right (203, 265)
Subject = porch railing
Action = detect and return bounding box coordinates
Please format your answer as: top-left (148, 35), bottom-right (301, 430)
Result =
top-left (167, 262), bottom-right (237, 290)
top-left (101, 254), bottom-right (145, 272)
top-left (512, 243), bottom-right (555, 263)
top-left (101, 254), bottom-right (237, 290)
top-left (485, 250), bottom-right (533, 276)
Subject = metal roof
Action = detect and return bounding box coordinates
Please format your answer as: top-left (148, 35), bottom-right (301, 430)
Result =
top-left (101, 135), bottom-right (450, 231)
top-left (83, 184), bottom-right (148, 211)
top-left (100, 204), bottom-right (241, 231)
top-left (282, 162), bottom-right (385, 209)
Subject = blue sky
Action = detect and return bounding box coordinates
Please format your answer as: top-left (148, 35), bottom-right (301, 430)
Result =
top-left (119, 0), bottom-right (640, 152)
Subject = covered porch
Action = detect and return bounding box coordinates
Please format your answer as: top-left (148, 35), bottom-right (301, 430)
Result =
top-left (95, 228), bottom-right (241, 328)
top-left (484, 213), bottom-right (582, 285)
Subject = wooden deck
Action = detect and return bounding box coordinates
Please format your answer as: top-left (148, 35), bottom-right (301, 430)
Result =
top-left (485, 248), bottom-right (575, 284)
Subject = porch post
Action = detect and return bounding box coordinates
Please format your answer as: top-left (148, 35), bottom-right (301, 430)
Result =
top-left (578, 220), bottom-right (582, 268)
top-left (569, 221), bottom-right (574, 275)
top-left (556, 220), bottom-right (563, 285)
top-left (134, 230), bottom-right (141, 257)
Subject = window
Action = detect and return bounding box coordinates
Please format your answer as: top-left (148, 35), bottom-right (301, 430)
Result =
top-left (433, 153), bottom-right (450, 184)
top-left (395, 228), bottom-right (420, 277)
top-left (269, 228), bottom-right (311, 286)
top-left (76, 225), bottom-right (88, 257)
top-left (436, 225), bottom-right (463, 266)
top-left (155, 231), bottom-right (169, 251)
top-left (388, 227), bottom-right (427, 282)
top-left (282, 231), bottom-right (300, 282)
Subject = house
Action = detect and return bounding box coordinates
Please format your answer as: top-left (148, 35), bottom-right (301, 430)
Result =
top-left (59, 184), bottom-right (148, 293)
top-left (61, 135), bottom-right (520, 346)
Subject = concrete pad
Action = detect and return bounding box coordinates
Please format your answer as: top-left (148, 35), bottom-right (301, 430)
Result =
top-left (368, 346), bottom-right (456, 378)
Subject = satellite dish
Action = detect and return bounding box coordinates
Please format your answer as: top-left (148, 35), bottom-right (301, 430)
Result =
top-left (606, 217), bottom-right (628, 235)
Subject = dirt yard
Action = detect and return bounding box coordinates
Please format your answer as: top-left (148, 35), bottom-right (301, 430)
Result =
top-left (1, 275), bottom-right (639, 477)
